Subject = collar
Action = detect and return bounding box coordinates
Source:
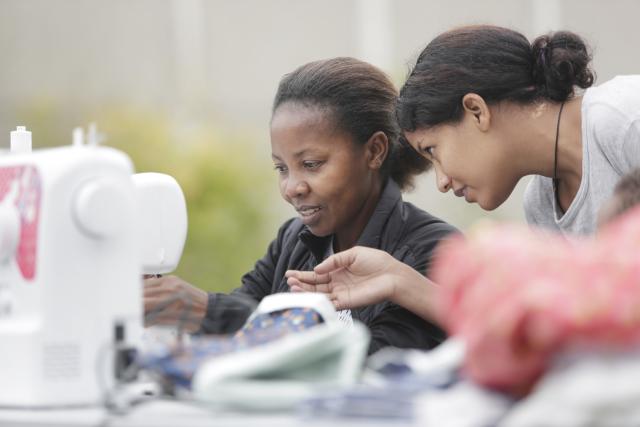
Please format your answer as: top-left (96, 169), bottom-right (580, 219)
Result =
top-left (298, 179), bottom-right (402, 262)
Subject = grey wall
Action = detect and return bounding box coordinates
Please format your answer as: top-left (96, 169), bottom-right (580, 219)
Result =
top-left (1, 0), bottom-right (638, 230)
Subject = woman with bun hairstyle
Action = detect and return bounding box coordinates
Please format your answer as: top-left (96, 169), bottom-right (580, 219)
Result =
top-left (398, 25), bottom-right (640, 235)
top-left (287, 25), bottom-right (640, 321)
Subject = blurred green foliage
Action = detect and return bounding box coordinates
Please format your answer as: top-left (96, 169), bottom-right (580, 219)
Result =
top-left (16, 103), bottom-right (279, 293)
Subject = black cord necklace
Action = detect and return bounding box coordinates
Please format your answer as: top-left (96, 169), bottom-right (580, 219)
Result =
top-left (553, 101), bottom-right (566, 209)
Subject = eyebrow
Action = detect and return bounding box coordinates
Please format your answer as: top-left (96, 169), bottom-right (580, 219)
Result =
top-left (271, 149), bottom-right (318, 161)
top-left (400, 135), bottom-right (423, 154)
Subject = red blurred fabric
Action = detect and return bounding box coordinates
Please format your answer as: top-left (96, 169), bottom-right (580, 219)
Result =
top-left (432, 206), bottom-right (640, 396)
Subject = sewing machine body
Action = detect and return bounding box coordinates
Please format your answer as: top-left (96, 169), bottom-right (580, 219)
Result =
top-left (0, 143), bottom-right (142, 407)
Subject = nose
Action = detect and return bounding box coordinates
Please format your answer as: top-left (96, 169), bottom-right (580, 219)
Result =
top-left (434, 166), bottom-right (452, 193)
top-left (283, 174), bottom-right (310, 200)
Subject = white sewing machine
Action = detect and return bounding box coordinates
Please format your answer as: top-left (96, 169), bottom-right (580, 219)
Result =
top-left (0, 126), bottom-right (187, 408)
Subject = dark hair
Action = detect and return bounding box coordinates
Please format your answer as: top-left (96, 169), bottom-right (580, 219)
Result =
top-left (610, 168), bottom-right (640, 219)
top-left (397, 25), bottom-right (595, 131)
top-left (272, 57), bottom-right (429, 190)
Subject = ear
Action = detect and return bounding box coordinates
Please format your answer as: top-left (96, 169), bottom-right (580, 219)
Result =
top-left (365, 131), bottom-right (389, 170)
top-left (461, 93), bottom-right (491, 132)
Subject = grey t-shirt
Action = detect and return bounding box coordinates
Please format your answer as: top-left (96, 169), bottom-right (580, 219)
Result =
top-left (524, 75), bottom-right (640, 235)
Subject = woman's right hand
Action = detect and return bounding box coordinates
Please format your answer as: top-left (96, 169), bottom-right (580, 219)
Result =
top-left (143, 275), bottom-right (209, 332)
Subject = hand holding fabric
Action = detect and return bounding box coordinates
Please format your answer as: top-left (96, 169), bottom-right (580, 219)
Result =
top-left (144, 275), bottom-right (209, 333)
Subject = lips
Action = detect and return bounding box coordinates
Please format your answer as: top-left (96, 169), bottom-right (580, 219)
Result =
top-left (295, 205), bottom-right (323, 225)
top-left (454, 186), bottom-right (473, 202)
top-left (296, 205), bottom-right (321, 215)
top-left (453, 186), bottom-right (467, 198)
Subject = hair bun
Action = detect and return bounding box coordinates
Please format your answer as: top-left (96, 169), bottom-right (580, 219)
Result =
top-left (531, 31), bottom-right (595, 101)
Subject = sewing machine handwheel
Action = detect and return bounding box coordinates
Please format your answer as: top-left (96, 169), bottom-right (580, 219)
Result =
top-left (73, 178), bottom-right (128, 239)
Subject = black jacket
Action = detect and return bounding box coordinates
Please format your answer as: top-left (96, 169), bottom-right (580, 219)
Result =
top-left (200, 180), bottom-right (458, 354)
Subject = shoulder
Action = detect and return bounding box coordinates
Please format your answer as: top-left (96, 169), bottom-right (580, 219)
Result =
top-left (583, 76), bottom-right (640, 139)
top-left (272, 217), bottom-right (305, 246)
top-left (399, 200), bottom-right (459, 239)
top-left (389, 200), bottom-right (459, 269)
top-left (583, 76), bottom-right (640, 172)
top-left (584, 75), bottom-right (640, 109)
top-left (254, 217), bottom-right (308, 275)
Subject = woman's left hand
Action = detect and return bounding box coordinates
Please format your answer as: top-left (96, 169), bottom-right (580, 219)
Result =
top-left (286, 246), bottom-right (401, 310)
top-left (286, 246), bottom-right (438, 321)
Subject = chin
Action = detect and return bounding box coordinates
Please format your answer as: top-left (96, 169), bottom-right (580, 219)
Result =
top-left (477, 194), bottom-right (506, 211)
top-left (306, 224), bottom-right (333, 237)
top-left (479, 202), bottom-right (499, 211)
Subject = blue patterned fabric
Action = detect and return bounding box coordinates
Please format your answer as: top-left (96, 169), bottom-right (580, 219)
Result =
top-left (138, 307), bottom-right (323, 388)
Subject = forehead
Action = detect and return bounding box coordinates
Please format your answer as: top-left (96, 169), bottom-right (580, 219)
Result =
top-left (271, 102), bottom-right (332, 132)
top-left (404, 125), bottom-right (454, 146)
top-left (403, 128), bottom-right (431, 149)
top-left (271, 103), bottom-right (353, 156)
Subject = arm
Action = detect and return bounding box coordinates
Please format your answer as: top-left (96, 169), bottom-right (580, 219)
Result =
top-left (144, 275), bottom-right (210, 333)
top-left (143, 219), bottom-right (296, 334)
top-left (199, 218), bottom-right (297, 334)
top-left (286, 246), bottom-right (438, 322)
top-left (143, 275), bottom-right (256, 334)
top-left (361, 221), bottom-right (456, 352)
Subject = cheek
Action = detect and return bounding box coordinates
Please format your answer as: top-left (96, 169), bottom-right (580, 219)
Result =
top-left (336, 170), bottom-right (371, 207)
top-left (277, 177), bottom-right (289, 200)
top-left (483, 175), bottom-right (519, 209)
top-left (339, 166), bottom-right (370, 196)
top-left (435, 150), bottom-right (461, 179)
top-left (316, 172), bottom-right (361, 212)
top-left (458, 149), bottom-right (494, 184)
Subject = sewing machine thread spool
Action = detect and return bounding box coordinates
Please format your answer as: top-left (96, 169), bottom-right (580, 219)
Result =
top-left (10, 126), bottom-right (32, 153)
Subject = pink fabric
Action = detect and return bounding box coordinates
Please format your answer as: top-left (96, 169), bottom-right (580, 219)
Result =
top-left (431, 206), bottom-right (640, 396)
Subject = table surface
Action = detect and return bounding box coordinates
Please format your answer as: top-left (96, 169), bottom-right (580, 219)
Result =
top-left (0, 400), bottom-right (415, 427)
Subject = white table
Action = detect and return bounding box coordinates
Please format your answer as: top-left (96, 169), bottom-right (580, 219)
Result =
top-left (0, 401), bottom-right (415, 427)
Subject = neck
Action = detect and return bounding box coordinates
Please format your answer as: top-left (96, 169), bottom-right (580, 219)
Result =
top-left (554, 98), bottom-right (583, 211)
top-left (511, 98), bottom-right (583, 182)
top-left (333, 178), bottom-right (383, 252)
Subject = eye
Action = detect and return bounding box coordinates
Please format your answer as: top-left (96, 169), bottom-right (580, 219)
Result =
top-left (274, 164), bottom-right (288, 175)
top-left (302, 160), bottom-right (323, 170)
top-left (421, 146), bottom-right (435, 157)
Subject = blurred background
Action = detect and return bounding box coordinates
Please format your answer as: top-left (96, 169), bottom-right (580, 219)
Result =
top-left (1, 0), bottom-right (638, 292)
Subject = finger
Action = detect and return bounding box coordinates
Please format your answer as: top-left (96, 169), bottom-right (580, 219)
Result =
top-left (143, 297), bottom-right (204, 328)
top-left (144, 283), bottom-right (172, 298)
top-left (143, 277), bottom-right (166, 292)
top-left (145, 274), bottom-right (181, 287)
top-left (314, 247), bottom-right (360, 274)
top-left (327, 294), bottom-right (341, 310)
top-left (285, 270), bottom-right (331, 285)
top-left (145, 312), bottom-right (204, 328)
top-left (290, 285), bottom-right (303, 292)
top-left (286, 276), bottom-right (333, 293)
top-left (329, 293), bottom-right (353, 311)
top-left (144, 295), bottom-right (176, 314)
